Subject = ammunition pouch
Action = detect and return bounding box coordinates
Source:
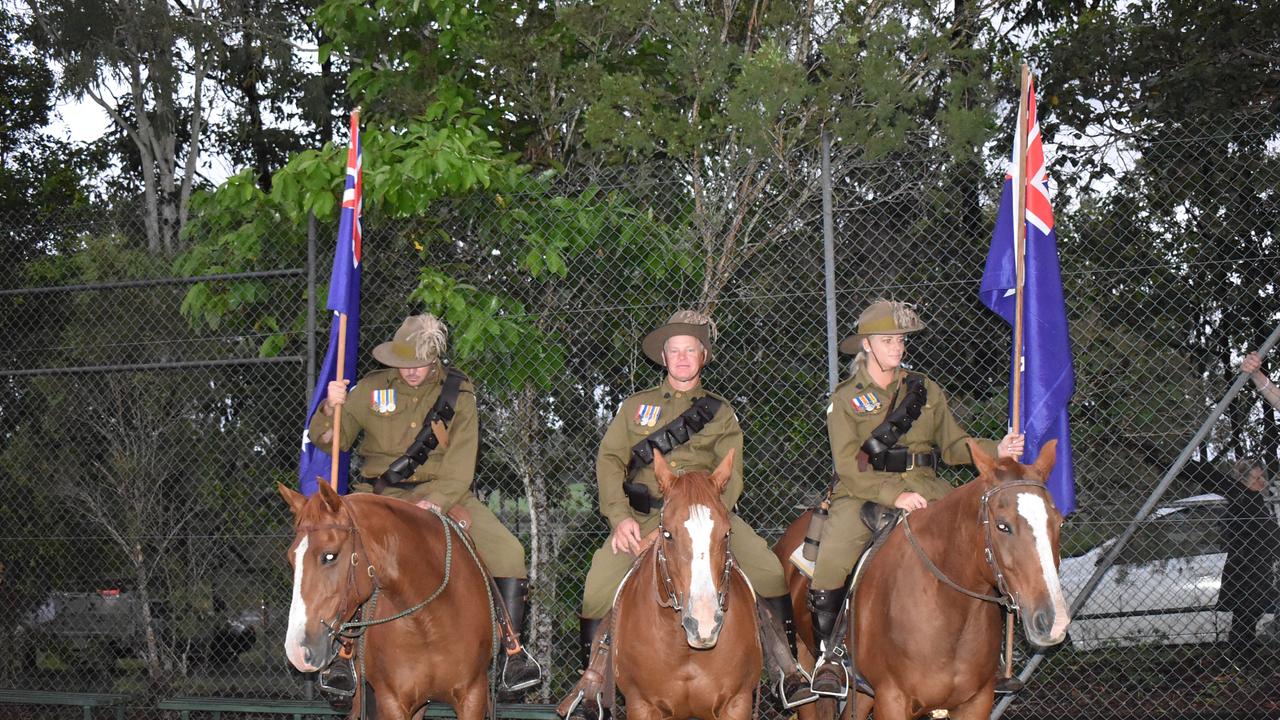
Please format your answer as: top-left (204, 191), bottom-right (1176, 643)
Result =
top-left (622, 479), bottom-right (660, 514)
top-left (860, 373), bottom-right (927, 467)
top-left (374, 368), bottom-right (467, 492)
top-left (623, 396), bottom-right (724, 514)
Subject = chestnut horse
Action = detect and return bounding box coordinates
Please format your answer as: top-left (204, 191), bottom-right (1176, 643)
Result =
top-left (279, 481), bottom-right (494, 720)
top-left (775, 440), bottom-right (1070, 720)
top-left (612, 449), bottom-right (762, 720)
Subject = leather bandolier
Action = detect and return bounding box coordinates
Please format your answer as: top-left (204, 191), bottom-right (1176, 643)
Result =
top-left (622, 395), bottom-right (723, 513)
top-left (373, 367), bottom-right (467, 493)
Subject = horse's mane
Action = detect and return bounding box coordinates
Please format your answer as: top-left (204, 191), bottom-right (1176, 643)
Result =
top-left (664, 470), bottom-right (727, 512)
top-left (293, 490), bottom-right (423, 532)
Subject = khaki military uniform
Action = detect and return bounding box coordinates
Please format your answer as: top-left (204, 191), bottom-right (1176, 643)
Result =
top-left (581, 380), bottom-right (787, 619)
top-left (308, 368), bottom-right (526, 578)
top-left (811, 365), bottom-right (997, 590)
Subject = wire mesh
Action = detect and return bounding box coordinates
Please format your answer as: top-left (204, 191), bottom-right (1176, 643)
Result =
top-left (1, 118), bottom-right (1278, 718)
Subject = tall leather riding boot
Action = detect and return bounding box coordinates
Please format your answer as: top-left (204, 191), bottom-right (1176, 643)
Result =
top-left (759, 595), bottom-right (819, 708)
top-left (579, 616), bottom-right (604, 671)
top-left (495, 577), bottom-right (543, 694)
top-left (807, 588), bottom-right (850, 697)
top-left (560, 617), bottom-right (608, 720)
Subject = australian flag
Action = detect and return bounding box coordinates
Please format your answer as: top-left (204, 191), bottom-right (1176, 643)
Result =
top-left (979, 75), bottom-right (1077, 515)
top-left (298, 111), bottom-right (363, 496)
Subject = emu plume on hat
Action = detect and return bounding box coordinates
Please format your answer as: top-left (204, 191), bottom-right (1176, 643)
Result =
top-left (641, 309), bottom-right (716, 365)
top-left (372, 314), bottom-right (449, 368)
top-left (837, 300), bottom-right (925, 354)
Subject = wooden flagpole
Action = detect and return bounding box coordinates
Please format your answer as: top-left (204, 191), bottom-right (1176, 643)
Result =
top-left (328, 107), bottom-right (360, 491)
top-left (1011, 65), bottom-right (1031, 436)
top-left (1002, 64), bottom-right (1033, 689)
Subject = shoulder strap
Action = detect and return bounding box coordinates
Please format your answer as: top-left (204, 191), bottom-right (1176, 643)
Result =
top-left (627, 395), bottom-right (724, 472)
top-left (375, 368), bottom-right (469, 489)
top-left (859, 372), bottom-right (927, 459)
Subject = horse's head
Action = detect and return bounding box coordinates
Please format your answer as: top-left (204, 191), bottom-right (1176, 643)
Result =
top-left (652, 448), bottom-right (736, 649)
top-left (277, 482), bottom-right (375, 672)
top-left (967, 439), bottom-right (1071, 648)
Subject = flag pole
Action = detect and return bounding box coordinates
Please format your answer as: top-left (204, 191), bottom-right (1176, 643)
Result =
top-left (1011, 64), bottom-right (1031, 436)
top-left (1000, 63), bottom-right (1033, 690)
top-left (328, 107), bottom-right (360, 491)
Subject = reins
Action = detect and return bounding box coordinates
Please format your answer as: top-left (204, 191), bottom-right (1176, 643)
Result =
top-left (900, 480), bottom-right (1049, 611)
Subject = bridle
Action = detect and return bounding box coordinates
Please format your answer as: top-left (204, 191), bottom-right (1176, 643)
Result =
top-left (901, 480), bottom-right (1053, 612)
top-left (294, 502), bottom-right (461, 656)
top-left (652, 503), bottom-right (734, 614)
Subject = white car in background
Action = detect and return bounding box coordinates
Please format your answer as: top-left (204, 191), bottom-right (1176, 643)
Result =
top-left (1057, 493), bottom-right (1279, 650)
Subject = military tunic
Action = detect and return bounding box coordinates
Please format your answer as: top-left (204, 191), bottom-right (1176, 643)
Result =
top-left (308, 368), bottom-right (526, 578)
top-left (581, 380), bottom-right (787, 619)
top-left (811, 365), bottom-right (998, 590)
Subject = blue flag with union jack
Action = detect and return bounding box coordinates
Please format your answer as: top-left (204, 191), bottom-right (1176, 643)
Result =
top-left (979, 76), bottom-right (1077, 515)
top-left (298, 111), bottom-right (363, 496)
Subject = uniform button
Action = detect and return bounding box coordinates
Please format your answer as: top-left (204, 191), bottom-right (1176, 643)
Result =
top-left (410, 422), bottom-right (418, 428)
top-left (675, 392), bottom-right (684, 399)
top-left (663, 393), bottom-right (671, 399)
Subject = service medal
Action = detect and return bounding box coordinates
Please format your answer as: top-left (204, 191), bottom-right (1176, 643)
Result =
top-left (372, 389), bottom-right (397, 414)
top-left (850, 392), bottom-right (881, 414)
top-left (636, 403), bottom-right (662, 427)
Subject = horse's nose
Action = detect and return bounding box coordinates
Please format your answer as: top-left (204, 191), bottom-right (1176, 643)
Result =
top-left (681, 613), bottom-right (699, 638)
top-left (1030, 609), bottom-right (1053, 637)
top-left (303, 645), bottom-right (314, 665)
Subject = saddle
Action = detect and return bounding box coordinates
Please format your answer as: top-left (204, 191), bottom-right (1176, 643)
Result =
top-left (859, 502), bottom-right (902, 540)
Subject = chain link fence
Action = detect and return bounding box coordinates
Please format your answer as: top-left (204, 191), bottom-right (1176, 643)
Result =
top-left (2, 117), bottom-right (1278, 718)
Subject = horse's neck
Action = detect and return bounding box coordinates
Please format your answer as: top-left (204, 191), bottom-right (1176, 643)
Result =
top-left (352, 501), bottom-right (447, 603)
top-left (913, 488), bottom-right (991, 590)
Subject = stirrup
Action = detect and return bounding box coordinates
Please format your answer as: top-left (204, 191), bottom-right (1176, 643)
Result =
top-left (317, 657), bottom-right (357, 711)
top-left (560, 689), bottom-right (605, 720)
top-left (810, 645), bottom-right (850, 698)
top-left (499, 648), bottom-right (544, 693)
top-left (776, 666), bottom-right (820, 709)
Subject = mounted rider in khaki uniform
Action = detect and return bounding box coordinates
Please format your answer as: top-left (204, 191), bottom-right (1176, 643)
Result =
top-left (561, 311), bottom-right (819, 719)
top-left (310, 314), bottom-right (543, 697)
top-left (807, 300), bottom-right (1025, 697)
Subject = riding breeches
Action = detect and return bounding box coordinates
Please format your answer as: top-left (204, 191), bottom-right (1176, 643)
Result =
top-left (580, 512), bottom-right (788, 619)
top-left (810, 495), bottom-right (873, 591)
top-left (353, 484), bottom-right (528, 579)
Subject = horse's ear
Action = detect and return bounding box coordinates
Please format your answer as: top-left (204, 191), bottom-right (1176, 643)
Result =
top-left (968, 438), bottom-right (998, 479)
top-left (315, 479), bottom-right (344, 514)
top-left (277, 482), bottom-right (307, 517)
top-left (1030, 439), bottom-right (1058, 482)
top-left (710, 448), bottom-right (736, 492)
top-left (653, 449), bottom-right (676, 494)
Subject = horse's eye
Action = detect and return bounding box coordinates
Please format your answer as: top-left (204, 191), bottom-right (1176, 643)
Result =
top-left (320, 552), bottom-right (338, 565)
top-left (662, 530), bottom-right (673, 540)
top-left (996, 522), bottom-right (1013, 534)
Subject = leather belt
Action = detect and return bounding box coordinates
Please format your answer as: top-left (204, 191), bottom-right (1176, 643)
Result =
top-left (870, 448), bottom-right (937, 473)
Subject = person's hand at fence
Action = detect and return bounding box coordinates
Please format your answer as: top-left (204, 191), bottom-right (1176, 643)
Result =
top-left (997, 432), bottom-right (1026, 459)
top-left (324, 379), bottom-right (351, 415)
top-left (1240, 350), bottom-right (1280, 409)
top-left (610, 517), bottom-right (643, 555)
top-left (894, 491), bottom-right (928, 512)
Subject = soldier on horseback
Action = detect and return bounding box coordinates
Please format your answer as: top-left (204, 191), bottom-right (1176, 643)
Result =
top-left (806, 300), bottom-right (1025, 697)
top-left (560, 310), bottom-right (818, 719)
top-left (309, 314), bottom-right (542, 704)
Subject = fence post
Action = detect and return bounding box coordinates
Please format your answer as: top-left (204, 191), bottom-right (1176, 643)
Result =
top-left (821, 129), bottom-right (838, 394)
top-left (306, 212), bottom-right (317, 395)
